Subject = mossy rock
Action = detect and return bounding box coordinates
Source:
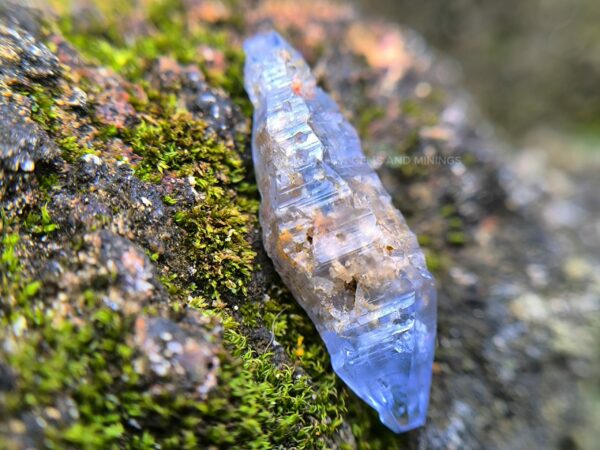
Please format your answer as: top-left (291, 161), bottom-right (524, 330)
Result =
top-left (0, 1), bottom-right (595, 449)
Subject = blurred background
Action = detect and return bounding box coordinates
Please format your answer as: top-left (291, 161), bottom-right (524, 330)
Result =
top-left (356, 0), bottom-right (600, 151)
top-left (350, 4), bottom-right (600, 446)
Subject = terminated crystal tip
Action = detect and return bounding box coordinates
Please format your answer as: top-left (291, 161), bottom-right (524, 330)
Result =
top-left (243, 30), bottom-right (437, 433)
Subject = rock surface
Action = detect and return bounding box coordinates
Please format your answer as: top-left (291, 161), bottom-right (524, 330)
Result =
top-left (0, 0), bottom-right (597, 449)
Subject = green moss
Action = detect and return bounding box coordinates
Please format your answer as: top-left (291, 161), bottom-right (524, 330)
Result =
top-left (37, 172), bottom-right (60, 192)
top-left (25, 85), bottom-right (59, 130)
top-left (162, 194), bottom-right (178, 206)
top-left (1, 231), bottom-right (21, 275)
top-left (0, 1), bottom-right (401, 448)
top-left (202, 311), bottom-right (345, 449)
top-left (442, 207), bottom-right (467, 246)
top-left (357, 105), bottom-right (385, 137)
top-left (54, 0), bottom-right (259, 300)
top-left (113, 111), bottom-right (257, 300)
top-left (0, 283), bottom-right (346, 449)
top-left (446, 230), bottom-right (467, 245)
top-left (397, 129), bottom-right (420, 157)
top-left (24, 204), bottom-right (59, 235)
top-left (173, 204), bottom-right (255, 299)
top-left (401, 96), bottom-right (441, 127)
top-left (57, 135), bottom-right (98, 163)
top-left (424, 248), bottom-right (449, 274)
top-left (3, 284), bottom-right (157, 448)
top-left (124, 113), bottom-right (245, 185)
top-left (1, 231), bottom-right (220, 449)
top-left (221, 284), bottom-right (406, 450)
top-left (57, 0), bottom-right (250, 114)
top-left (17, 81), bottom-right (100, 164)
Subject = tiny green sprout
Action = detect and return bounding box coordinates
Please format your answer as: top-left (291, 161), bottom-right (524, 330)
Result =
top-left (20, 281), bottom-right (42, 301)
top-left (446, 231), bottom-right (467, 245)
top-left (1, 233), bottom-right (21, 274)
top-left (25, 204), bottom-right (59, 235)
top-left (162, 195), bottom-right (178, 205)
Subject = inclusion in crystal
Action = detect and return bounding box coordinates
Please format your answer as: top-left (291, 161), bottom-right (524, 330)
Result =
top-left (243, 31), bottom-right (437, 433)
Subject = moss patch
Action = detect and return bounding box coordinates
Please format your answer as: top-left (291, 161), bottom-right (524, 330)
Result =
top-left (0, 1), bottom-right (412, 448)
top-left (56, 0), bottom-right (250, 114)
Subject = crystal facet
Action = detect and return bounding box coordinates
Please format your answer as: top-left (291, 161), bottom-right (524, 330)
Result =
top-left (244, 31), bottom-right (437, 433)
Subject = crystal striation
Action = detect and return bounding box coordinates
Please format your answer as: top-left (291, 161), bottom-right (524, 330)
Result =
top-left (243, 31), bottom-right (437, 433)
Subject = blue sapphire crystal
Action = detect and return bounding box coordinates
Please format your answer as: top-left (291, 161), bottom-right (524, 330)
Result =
top-left (244, 31), bottom-right (437, 433)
